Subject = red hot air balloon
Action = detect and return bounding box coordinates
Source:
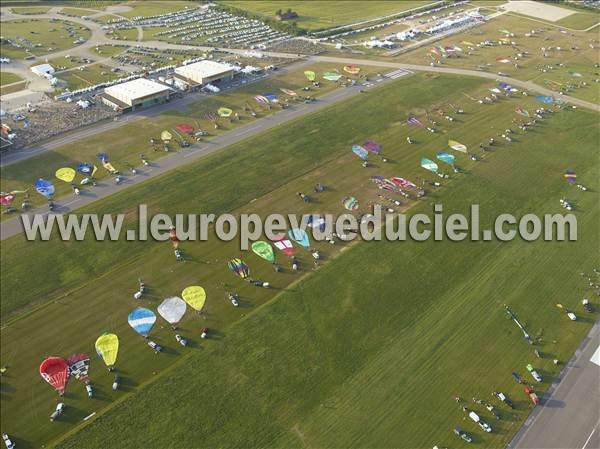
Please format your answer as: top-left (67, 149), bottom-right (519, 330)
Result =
top-left (40, 357), bottom-right (69, 395)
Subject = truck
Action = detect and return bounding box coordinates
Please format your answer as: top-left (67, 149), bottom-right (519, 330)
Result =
top-left (468, 411), bottom-right (492, 433)
top-left (527, 364), bottom-right (542, 382)
top-left (524, 386), bottom-right (540, 405)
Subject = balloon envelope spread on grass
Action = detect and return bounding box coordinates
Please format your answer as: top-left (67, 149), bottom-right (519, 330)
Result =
top-left (280, 88), bottom-right (297, 97)
top-left (161, 130), bottom-right (172, 142)
top-left (254, 95), bottom-right (269, 104)
top-left (39, 356), bottom-right (69, 395)
top-left (228, 258), bottom-right (250, 279)
top-left (288, 228), bottom-right (310, 249)
top-left (391, 177), bottom-right (417, 189)
top-left (0, 193), bottom-right (16, 206)
top-left (95, 333), bottom-right (119, 369)
top-left (421, 158), bottom-right (439, 173)
top-left (77, 163), bottom-right (97, 177)
top-left (342, 196), bottom-right (359, 211)
top-left (128, 307), bottom-right (157, 337)
top-left (363, 140), bottom-right (381, 154)
top-left (176, 123), bottom-right (194, 134)
top-left (407, 117), bottom-right (424, 127)
top-left (304, 70), bottom-right (316, 81)
top-left (217, 107), bottom-right (233, 117)
top-left (264, 93), bottom-right (278, 103)
top-left (181, 286), bottom-right (206, 312)
top-left (436, 151), bottom-right (456, 166)
top-left (323, 72), bottom-right (342, 81)
top-left (352, 144), bottom-right (369, 160)
top-left (343, 65), bottom-right (360, 75)
top-left (55, 167), bottom-right (76, 183)
top-left (67, 353), bottom-right (90, 381)
top-left (157, 297), bottom-right (187, 325)
top-left (272, 237), bottom-right (294, 256)
top-left (564, 171), bottom-right (577, 183)
top-left (252, 241), bottom-right (275, 263)
top-left (35, 179), bottom-right (55, 199)
top-left (448, 140), bottom-right (467, 153)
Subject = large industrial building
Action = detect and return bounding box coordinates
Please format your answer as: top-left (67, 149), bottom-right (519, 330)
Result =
top-left (174, 60), bottom-right (234, 87)
top-left (102, 78), bottom-right (170, 112)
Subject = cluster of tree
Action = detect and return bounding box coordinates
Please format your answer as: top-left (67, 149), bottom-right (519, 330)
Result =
top-left (275, 8), bottom-right (299, 21)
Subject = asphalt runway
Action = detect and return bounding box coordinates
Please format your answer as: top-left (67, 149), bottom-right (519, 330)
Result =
top-left (508, 321), bottom-right (600, 449)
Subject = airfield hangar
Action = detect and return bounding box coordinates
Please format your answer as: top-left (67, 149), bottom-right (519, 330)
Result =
top-left (101, 78), bottom-right (171, 112)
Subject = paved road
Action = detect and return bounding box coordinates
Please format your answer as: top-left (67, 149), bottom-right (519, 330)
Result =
top-left (0, 69), bottom-right (412, 241)
top-left (508, 321), bottom-right (600, 449)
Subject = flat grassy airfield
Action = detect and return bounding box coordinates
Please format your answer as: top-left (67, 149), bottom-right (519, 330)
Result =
top-left (1, 68), bottom-right (598, 448)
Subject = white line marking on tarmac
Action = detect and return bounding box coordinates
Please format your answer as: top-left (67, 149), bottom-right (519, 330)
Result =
top-left (62, 199), bottom-right (80, 207)
top-left (583, 422), bottom-right (599, 449)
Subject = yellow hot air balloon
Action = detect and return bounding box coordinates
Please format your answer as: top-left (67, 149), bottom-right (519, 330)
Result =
top-left (161, 130), bottom-right (172, 142)
top-left (55, 167), bottom-right (76, 183)
top-left (181, 286), bottom-right (206, 312)
top-left (95, 333), bottom-right (119, 369)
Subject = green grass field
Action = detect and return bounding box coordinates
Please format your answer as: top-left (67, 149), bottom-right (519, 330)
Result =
top-left (556, 12), bottom-right (600, 30)
top-left (57, 63), bottom-right (121, 90)
top-left (220, 1), bottom-right (432, 31)
top-left (0, 63), bottom-right (378, 214)
top-left (1, 72), bottom-right (598, 448)
top-left (59, 7), bottom-right (101, 17)
top-left (10, 6), bottom-right (52, 15)
top-left (0, 71), bottom-right (22, 86)
top-left (105, 27), bottom-right (140, 41)
top-left (0, 19), bottom-right (91, 60)
top-left (118, 1), bottom-right (200, 18)
top-left (90, 44), bottom-right (127, 57)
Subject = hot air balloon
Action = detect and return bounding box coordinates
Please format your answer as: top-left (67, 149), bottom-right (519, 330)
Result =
top-left (564, 171), bottom-right (577, 183)
top-left (76, 163), bottom-right (97, 177)
top-left (228, 258), bottom-right (250, 279)
top-left (352, 144), bottom-right (369, 160)
top-left (515, 107), bottom-right (530, 117)
top-left (95, 333), bottom-right (119, 370)
top-left (407, 117), bottom-right (424, 127)
top-left (264, 93), bottom-right (278, 103)
top-left (96, 152), bottom-right (109, 162)
top-left (161, 130), bottom-right (172, 142)
top-left (40, 357), bottom-right (69, 395)
top-left (0, 192), bottom-right (16, 206)
top-left (128, 307), bottom-right (157, 337)
top-left (272, 237), bottom-right (294, 256)
top-left (251, 241), bottom-right (275, 263)
top-left (181, 286), bottom-right (206, 312)
top-left (323, 72), bottom-right (342, 81)
top-left (175, 123), bottom-right (194, 134)
top-left (280, 88), bottom-right (297, 97)
top-left (157, 297), bottom-right (187, 327)
top-left (363, 140), bottom-right (381, 154)
top-left (254, 95), bottom-right (269, 104)
top-left (448, 140), bottom-right (467, 153)
top-left (343, 65), bottom-right (360, 75)
top-left (288, 228), bottom-right (310, 249)
top-left (421, 158), bottom-right (439, 173)
top-left (436, 151), bottom-right (456, 166)
top-left (217, 107), bottom-right (233, 118)
top-left (391, 177), bottom-right (417, 189)
top-left (55, 167), bottom-right (76, 183)
top-left (304, 70), bottom-right (316, 81)
top-left (342, 196), bottom-right (359, 211)
top-left (67, 353), bottom-right (90, 381)
top-left (35, 179), bottom-right (55, 199)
